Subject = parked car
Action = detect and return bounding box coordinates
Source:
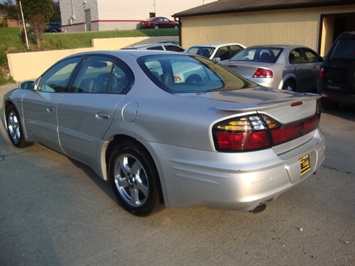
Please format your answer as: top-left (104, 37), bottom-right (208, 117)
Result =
top-left (185, 43), bottom-right (245, 61)
top-left (317, 31), bottom-right (355, 110)
top-left (3, 50), bottom-right (325, 216)
top-left (122, 43), bottom-right (184, 52)
top-left (220, 45), bottom-right (323, 92)
top-left (45, 22), bottom-right (62, 33)
top-left (138, 17), bottom-right (179, 29)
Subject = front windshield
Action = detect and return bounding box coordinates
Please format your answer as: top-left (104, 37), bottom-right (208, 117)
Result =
top-left (138, 54), bottom-right (256, 93)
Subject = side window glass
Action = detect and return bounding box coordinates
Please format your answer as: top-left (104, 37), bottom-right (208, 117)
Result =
top-left (165, 45), bottom-right (184, 52)
top-left (303, 48), bottom-right (322, 63)
top-left (214, 47), bottom-right (229, 60)
top-left (38, 57), bottom-right (81, 93)
top-left (71, 56), bottom-right (114, 93)
top-left (108, 61), bottom-right (134, 94)
top-left (289, 48), bottom-right (307, 64)
top-left (147, 46), bottom-right (163, 50)
top-left (230, 45), bottom-right (244, 57)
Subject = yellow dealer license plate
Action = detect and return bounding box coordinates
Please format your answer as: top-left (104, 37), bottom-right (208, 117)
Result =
top-left (299, 154), bottom-right (311, 176)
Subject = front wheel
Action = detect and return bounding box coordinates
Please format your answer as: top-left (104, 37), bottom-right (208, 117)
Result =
top-left (6, 105), bottom-right (33, 148)
top-left (109, 141), bottom-right (161, 216)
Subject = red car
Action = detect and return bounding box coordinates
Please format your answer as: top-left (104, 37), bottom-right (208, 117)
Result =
top-left (138, 17), bottom-right (179, 29)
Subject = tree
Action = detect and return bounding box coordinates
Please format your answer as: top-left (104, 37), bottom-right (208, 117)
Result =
top-left (51, 0), bottom-right (61, 22)
top-left (0, 0), bottom-right (18, 22)
top-left (21, 0), bottom-right (53, 49)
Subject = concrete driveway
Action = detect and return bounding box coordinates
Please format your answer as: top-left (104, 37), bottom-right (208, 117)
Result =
top-left (0, 84), bottom-right (354, 265)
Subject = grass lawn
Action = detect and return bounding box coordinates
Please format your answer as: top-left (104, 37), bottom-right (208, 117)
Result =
top-left (0, 27), bottom-right (178, 85)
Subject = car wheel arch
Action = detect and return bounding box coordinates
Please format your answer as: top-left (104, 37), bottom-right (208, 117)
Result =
top-left (4, 102), bottom-right (33, 147)
top-left (104, 135), bottom-right (165, 204)
top-left (280, 77), bottom-right (297, 91)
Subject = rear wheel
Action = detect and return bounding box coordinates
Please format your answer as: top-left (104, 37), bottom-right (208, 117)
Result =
top-left (109, 141), bottom-right (161, 216)
top-left (154, 25), bottom-right (159, 29)
top-left (5, 105), bottom-right (33, 148)
top-left (282, 80), bottom-right (296, 91)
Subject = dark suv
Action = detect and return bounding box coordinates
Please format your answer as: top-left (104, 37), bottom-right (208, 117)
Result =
top-left (45, 22), bottom-right (62, 33)
top-left (317, 32), bottom-right (355, 110)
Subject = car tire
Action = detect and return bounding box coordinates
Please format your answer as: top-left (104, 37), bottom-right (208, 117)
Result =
top-left (109, 140), bottom-right (161, 216)
top-left (282, 80), bottom-right (296, 91)
top-left (186, 74), bottom-right (202, 85)
top-left (5, 105), bottom-right (33, 148)
top-left (154, 25), bottom-right (159, 29)
top-left (321, 98), bottom-right (339, 111)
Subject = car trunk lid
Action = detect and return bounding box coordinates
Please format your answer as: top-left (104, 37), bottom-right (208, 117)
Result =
top-left (210, 87), bottom-right (320, 124)
top-left (223, 61), bottom-right (273, 78)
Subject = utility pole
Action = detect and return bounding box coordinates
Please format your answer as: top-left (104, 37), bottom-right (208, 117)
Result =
top-left (18, 0), bottom-right (29, 50)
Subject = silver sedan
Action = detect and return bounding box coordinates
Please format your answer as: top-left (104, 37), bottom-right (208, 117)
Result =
top-left (3, 50), bottom-right (325, 216)
top-left (220, 45), bottom-right (323, 92)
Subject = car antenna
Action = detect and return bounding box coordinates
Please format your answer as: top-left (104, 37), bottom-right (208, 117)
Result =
top-left (206, 34), bottom-right (211, 46)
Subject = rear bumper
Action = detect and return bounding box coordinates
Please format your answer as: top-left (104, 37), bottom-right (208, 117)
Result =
top-left (320, 92), bottom-right (355, 105)
top-left (147, 128), bottom-right (326, 211)
top-left (317, 79), bottom-right (355, 105)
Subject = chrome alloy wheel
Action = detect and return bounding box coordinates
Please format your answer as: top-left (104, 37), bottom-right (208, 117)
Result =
top-left (7, 110), bottom-right (21, 145)
top-left (113, 153), bottom-right (149, 207)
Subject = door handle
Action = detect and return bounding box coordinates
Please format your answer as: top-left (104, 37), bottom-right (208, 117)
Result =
top-left (95, 112), bottom-right (110, 120)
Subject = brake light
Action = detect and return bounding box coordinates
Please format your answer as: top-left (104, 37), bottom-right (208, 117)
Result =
top-left (213, 112), bottom-right (320, 152)
top-left (319, 67), bottom-right (325, 79)
top-left (213, 115), bottom-right (272, 151)
top-left (253, 68), bottom-right (273, 78)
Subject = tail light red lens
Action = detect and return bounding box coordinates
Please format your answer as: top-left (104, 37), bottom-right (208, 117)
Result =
top-left (253, 68), bottom-right (273, 78)
top-left (215, 131), bottom-right (271, 151)
top-left (319, 67), bottom-right (325, 79)
top-left (213, 109), bottom-right (320, 152)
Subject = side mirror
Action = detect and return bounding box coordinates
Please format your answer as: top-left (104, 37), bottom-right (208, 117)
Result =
top-left (213, 57), bottom-right (221, 62)
top-left (20, 81), bottom-right (35, 90)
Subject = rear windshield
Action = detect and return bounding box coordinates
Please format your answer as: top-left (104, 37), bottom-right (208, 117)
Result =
top-left (330, 40), bottom-right (355, 60)
top-left (138, 54), bottom-right (256, 93)
top-left (229, 47), bottom-right (283, 63)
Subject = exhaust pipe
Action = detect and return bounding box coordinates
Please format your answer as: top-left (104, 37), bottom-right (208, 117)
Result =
top-left (250, 203), bottom-right (266, 214)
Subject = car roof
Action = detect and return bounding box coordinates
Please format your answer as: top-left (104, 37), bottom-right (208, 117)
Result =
top-left (187, 42), bottom-right (246, 48)
top-left (122, 43), bottom-right (182, 50)
top-left (65, 49), bottom-right (187, 59)
top-left (245, 45), bottom-right (308, 49)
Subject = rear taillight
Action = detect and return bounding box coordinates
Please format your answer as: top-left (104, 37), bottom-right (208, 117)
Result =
top-left (319, 67), bottom-right (325, 79)
top-left (253, 68), bottom-right (273, 78)
top-left (213, 107), bottom-right (320, 152)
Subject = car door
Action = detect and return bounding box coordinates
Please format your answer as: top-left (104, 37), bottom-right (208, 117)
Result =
top-left (302, 47), bottom-right (323, 90)
top-left (22, 56), bottom-right (83, 152)
top-left (288, 48), bottom-right (313, 92)
top-left (57, 55), bottom-right (133, 166)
